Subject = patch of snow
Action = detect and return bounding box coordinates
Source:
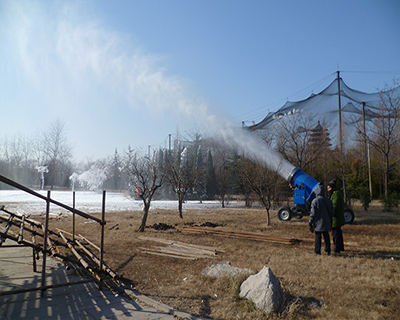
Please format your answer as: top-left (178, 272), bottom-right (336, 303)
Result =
top-left (0, 190), bottom-right (241, 216)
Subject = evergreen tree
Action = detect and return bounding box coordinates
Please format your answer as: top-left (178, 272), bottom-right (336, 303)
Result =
top-left (107, 148), bottom-right (122, 190)
top-left (194, 145), bottom-right (206, 201)
top-left (205, 149), bottom-right (217, 200)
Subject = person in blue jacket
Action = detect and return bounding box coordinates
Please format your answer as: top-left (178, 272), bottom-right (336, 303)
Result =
top-left (309, 184), bottom-right (334, 255)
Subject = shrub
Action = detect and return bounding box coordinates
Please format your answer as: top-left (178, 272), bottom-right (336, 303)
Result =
top-left (358, 187), bottom-right (371, 211)
top-left (380, 192), bottom-right (400, 212)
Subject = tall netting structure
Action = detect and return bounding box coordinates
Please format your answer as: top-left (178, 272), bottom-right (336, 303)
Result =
top-left (247, 72), bottom-right (400, 143)
top-left (246, 72), bottom-right (400, 201)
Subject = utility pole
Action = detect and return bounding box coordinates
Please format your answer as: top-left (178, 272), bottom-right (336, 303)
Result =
top-left (337, 71), bottom-right (348, 203)
top-left (337, 71), bottom-right (343, 151)
top-left (362, 102), bottom-right (373, 198)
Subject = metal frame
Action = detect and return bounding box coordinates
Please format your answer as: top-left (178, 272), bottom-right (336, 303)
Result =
top-left (0, 174), bottom-right (106, 297)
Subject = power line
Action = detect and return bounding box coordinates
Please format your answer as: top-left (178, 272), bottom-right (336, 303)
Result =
top-left (235, 73), bottom-right (336, 123)
top-left (341, 70), bottom-right (400, 75)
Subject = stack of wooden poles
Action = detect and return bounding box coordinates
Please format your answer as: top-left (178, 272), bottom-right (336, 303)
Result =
top-left (138, 235), bottom-right (226, 260)
top-left (182, 226), bottom-right (313, 245)
top-left (0, 206), bottom-right (123, 295)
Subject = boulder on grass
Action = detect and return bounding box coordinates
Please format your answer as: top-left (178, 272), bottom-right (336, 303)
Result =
top-left (239, 266), bottom-right (284, 313)
top-left (202, 261), bottom-right (254, 278)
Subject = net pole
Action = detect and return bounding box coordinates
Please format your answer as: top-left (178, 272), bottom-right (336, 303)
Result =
top-left (362, 102), bottom-right (373, 198)
top-left (337, 71), bottom-right (348, 203)
top-left (337, 71), bottom-right (342, 151)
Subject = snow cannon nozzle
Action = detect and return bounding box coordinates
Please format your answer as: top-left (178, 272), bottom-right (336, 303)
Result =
top-left (287, 167), bottom-right (301, 184)
top-left (286, 167), bottom-right (320, 197)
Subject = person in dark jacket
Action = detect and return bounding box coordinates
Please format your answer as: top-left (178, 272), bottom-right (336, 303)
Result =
top-left (309, 184), bottom-right (334, 255)
top-left (327, 180), bottom-right (345, 253)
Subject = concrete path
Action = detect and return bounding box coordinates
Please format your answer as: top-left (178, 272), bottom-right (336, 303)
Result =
top-left (0, 241), bottom-right (199, 320)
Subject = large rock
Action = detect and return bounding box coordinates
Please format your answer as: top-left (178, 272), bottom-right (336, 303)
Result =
top-left (239, 266), bottom-right (284, 313)
top-left (202, 261), bottom-right (254, 278)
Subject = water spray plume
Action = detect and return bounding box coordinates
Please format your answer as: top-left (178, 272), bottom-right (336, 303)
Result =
top-left (216, 123), bottom-right (296, 180)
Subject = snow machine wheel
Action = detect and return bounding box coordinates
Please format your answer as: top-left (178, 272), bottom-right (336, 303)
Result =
top-left (344, 208), bottom-right (355, 224)
top-left (278, 207), bottom-right (292, 221)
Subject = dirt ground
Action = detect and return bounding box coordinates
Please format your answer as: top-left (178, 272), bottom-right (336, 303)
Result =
top-left (33, 202), bottom-right (400, 319)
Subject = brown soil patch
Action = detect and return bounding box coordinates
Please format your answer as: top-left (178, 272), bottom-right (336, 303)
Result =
top-left (34, 203), bottom-right (400, 319)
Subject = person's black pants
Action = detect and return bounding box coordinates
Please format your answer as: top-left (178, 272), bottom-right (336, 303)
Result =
top-left (315, 231), bottom-right (331, 255)
top-left (332, 227), bottom-right (344, 252)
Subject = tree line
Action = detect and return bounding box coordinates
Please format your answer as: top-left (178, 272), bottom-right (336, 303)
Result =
top-left (1, 81), bottom-right (400, 228)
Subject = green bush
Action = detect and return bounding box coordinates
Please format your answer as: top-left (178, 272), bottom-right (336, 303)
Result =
top-left (358, 187), bottom-right (371, 211)
top-left (380, 192), bottom-right (400, 212)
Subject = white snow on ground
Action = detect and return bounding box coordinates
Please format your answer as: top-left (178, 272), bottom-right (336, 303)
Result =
top-left (0, 189), bottom-right (242, 216)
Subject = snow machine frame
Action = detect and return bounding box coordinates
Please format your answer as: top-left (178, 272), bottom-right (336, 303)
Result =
top-left (277, 167), bottom-right (355, 224)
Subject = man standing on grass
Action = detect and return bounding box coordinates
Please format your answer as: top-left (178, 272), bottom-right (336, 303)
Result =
top-left (309, 184), bottom-right (334, 255)
top-left (327, 180), bottom-right (345, 254)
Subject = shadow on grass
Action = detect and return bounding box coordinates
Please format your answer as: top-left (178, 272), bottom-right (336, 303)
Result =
top-left (343, 249), bottom-right (400, 260)
top-left (144, 292), bottom-right (220, 319)
top-left (115, 254), bottom-right (136, 272)
top-left (350, 208), bottom-right (400, 226)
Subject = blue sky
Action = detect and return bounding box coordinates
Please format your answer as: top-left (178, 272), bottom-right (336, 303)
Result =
top-left (1, 0), bottom-right (399, 161)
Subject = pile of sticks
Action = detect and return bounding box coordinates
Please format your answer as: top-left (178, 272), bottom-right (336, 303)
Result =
top-left (182, 226), bottom-right (312, 245)
top-left (0, 206), bottom-right (125, 295)
top-left (138, 235), bottom-right (225, 260)
top-left (0, 206), bottom-right (63, 259)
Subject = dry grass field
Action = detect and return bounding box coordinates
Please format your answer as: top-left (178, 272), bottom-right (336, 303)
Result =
top-left (36, 201), bottom-right (400, 320)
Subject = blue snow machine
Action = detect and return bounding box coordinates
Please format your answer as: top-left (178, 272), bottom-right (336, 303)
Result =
top-left (277, 167), bottom-right (355, 224)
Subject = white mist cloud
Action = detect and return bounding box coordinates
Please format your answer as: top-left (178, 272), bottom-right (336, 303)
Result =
top-left (2, 1), bottom-right (213, 158)
top-left (8, 1), bottom-right (209, 119)
top-left (1, 1), bottom-right (294, 179)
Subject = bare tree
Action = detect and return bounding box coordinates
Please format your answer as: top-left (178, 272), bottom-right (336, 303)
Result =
top-left (164, 146), bottom-right (203, 218)
top-left (5, 135), bottom-right (35, 185)
top-left (205, 149), bottom-right (217, 200)
top-left (356, 80), bottom-right (400, 196)
top-left (126, 147), bottom-right (164, 232)
top-left (106, 149), bottom-right (124, 191)
top-left (275, 112), bottom-right (321, 171)
top-left (237, 157), bottom-right (281, 226)
top-left (42, 120), bottom-right (73, 189)
top-left (207, 138), bottom-right (236, 208)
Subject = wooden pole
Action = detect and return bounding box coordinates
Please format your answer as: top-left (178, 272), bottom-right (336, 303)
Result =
top-left (362, 102), bottom-right (373, 198)
top-left (40, 223), bottom-right (57, 256)
top-left (17, 215), bottom-right (25, 243)
top-left (367, 138), bottom-right (373, 198)
top-left (75, 240), bottom-right (118, 279)
top-left (59, 232), bottom-right (89, 269)
top-left (31, 223), bottom-right (38, 272)
top-left (337, 71), bottom-right (343, 151)
top-left (79, 234), bottom-right (101, 251)
top-left (41, 190), bottom-right (50, 297)
top-left (0, 215), bottom-right (14, 246)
